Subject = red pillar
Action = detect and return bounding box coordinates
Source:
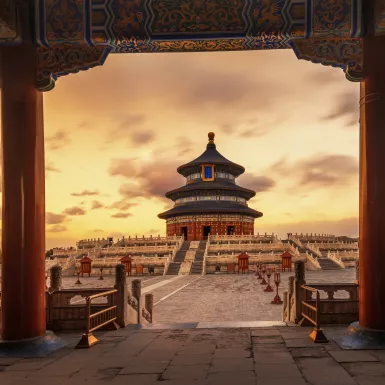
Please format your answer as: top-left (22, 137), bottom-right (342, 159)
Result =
top-left (1, 44), bottom-right (46, 339)
top-left (359, 32), bottom-right (385, 330)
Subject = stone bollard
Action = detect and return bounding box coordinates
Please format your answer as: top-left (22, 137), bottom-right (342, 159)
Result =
top-left (49, 265), bottom-right (62, 292)
top-left (132, 279), bottom-right (142, 324)
top-left (145, 294), bottom-right (154, 323)
top-left (282, 292), bottom-right (288, 322)
top-left (114, 264), bottom-right (129, 327)
top-left (293, 261), bottom-right (306, 324)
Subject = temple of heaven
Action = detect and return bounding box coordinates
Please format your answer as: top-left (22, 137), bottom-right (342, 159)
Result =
top-left (158, 132), bottom-right (263, 240)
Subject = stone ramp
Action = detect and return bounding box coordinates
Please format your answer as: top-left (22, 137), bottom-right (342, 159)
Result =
top-left (1, 325), bottom-right (384, 385)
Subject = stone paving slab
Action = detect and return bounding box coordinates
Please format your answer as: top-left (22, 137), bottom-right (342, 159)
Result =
top-left (2, 323), bottom-right (385, 385)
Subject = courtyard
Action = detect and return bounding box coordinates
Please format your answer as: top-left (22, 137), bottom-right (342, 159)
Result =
top-left (61, 269), bottom-right (356, 324)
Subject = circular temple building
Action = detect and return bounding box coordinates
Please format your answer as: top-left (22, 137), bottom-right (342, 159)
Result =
top-left (158, 133), bottom-right (263, 240)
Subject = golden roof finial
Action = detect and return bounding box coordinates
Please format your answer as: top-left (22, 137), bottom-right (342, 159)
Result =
top-left (208, 132), bottom-right (215, 143)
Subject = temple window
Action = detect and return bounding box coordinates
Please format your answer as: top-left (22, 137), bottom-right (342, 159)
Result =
top-left (202, 164), bottom-right (215, 181)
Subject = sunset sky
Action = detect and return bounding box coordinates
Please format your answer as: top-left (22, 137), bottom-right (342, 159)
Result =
top-left (32, 49), bottom-right (359, 249)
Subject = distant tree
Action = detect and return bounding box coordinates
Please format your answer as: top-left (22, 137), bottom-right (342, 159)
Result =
top-left (45, 249), bottom-right (53, 258)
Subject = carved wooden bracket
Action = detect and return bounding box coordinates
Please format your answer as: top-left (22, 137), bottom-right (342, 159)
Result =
top-left (37, 45), bottom-right (111, 91)
top-left (0, 0), bottom-right (21, 44)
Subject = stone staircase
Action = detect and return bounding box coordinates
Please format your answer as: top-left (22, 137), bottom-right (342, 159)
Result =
top-left (167, 241), bottom-right (191, 275)
top-left (285, 238), bottom-right (341, 271)
top-left (190, 241), bottom-right (206, 275)
top-left (318, 252), bottom-right (342, 270)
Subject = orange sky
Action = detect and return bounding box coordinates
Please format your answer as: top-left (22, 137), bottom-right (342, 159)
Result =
top-left (12, 49), bottom-right (360, 249)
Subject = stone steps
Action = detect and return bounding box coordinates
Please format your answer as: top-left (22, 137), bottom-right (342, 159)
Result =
top-left (190, 261), bottom-right (203, 275)
top-left (167, 262), bottom-right (181, 275)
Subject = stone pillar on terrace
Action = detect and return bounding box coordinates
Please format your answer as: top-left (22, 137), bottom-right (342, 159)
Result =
top-left (49, 266), bottom-right (63, 292)
top-left (114, 264), bottom-right (129, 327)
top-left (359, 21), bottom-right (385, 330)
top-left (293, 261), bottom-right (306, 324)
top-left (0, 6), bottom-right (46, 340)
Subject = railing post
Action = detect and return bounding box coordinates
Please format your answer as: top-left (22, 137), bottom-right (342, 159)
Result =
top-left (282, 292), bottom-right (288, 322)
top-left (132, 279), bottom-right (142, 324)
top-left (288, 276), bottom-right (295, 322)
top-left (145, 294), bottom-right (154, 323)
top-left (114, 264), bottom-right (129, 327)
top-left (308, 290), bottom-right (328, 343)
top-left (76, 297), bottom-right (98, 348)
top-left (294, 261), bottom-right (306, 324)
top-left (49, 265), bottom-right (63, 292)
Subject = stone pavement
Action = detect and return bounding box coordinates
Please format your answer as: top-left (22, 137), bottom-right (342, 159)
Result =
top-left (154, 269), bottom-right (356, 323)
top-left (60, 269), bottom-right (355, 323)
top-left (1, 325), bottom-right (385, 385)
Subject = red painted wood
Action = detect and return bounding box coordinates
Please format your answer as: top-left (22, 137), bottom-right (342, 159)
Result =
top-left (1, 44), bottom-right (46, 340)
top-left (359, 29), bottom-right (385, 330)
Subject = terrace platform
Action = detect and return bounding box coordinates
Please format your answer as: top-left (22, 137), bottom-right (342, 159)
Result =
top-left (1, 325), bottom-right (384, 385)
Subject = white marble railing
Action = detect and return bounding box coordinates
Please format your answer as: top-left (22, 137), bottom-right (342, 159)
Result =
top-left (287, 235), bottom-right (303, 248)
top-left (208, 243), bottom-right (285, 251)
top-left (314, 242), bottom-right (358, 249)
top-left (337, 250), bottom-right (359, 259)
top-left (292, 233), bottom-right (336, 241)
top-left (286, 243), bottom-right (301, 257)
top-left (305, 251), bottom-right (321, 270)
top-left (306, 242), bottom-right (323, 258)
top-left (209, 233), bottom-right (276, 241)
top-left (327, 252), bottom-right (346, 268)
top-left (100, 245), bottom-right (176, 254)
top-left (52, 249), bottom-right (79, 257)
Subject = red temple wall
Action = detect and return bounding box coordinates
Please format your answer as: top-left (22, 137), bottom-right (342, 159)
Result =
top-left (166, 218), bottom-right (255, 240)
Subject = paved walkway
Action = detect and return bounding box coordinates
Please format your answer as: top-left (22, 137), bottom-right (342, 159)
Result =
top-left (154, 269), bottom-right (356, 323)
top-left (1, 325), bottom-right (384, 385)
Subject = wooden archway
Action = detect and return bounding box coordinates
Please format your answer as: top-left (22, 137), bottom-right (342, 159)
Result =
top-left (1, 0), bottom-right (385, 340)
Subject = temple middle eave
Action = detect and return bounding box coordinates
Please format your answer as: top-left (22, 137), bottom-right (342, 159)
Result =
top-left (158, 201), bottom-right (263, 219)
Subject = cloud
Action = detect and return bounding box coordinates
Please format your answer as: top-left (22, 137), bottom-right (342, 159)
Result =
top-left (91, 200), bottom-right (104, 209)
top-left (46, 130), bottom-right (71, 150)
top-left (270, 154), bottom-right (358, 189)
top-left (107, 199), bottom-right (137, 211)
top-left (46, 212), bottom-right (67, 224)
top-left (47, 224), bottom-right (67, 233)
top-left (321, 91), bottom-right (359, 127)
top-left (92, 229), bottom-right (104, 232)
top-left (63, 206), bottom-right (86, 216)
top-left (147, 229), bottom-right (160, 234)
top-left (111, 212), bottom-right (132, 218)
top-left (46, 162), bottom-right (60, 173)
top-left (130, 130), bottom-right (156, 145)
top-left (237, 175), bottom-right (276, 193)
top-left (109, 156), bottom-right (184, 200)
top-left (71, 190), bottom-right (100, 197)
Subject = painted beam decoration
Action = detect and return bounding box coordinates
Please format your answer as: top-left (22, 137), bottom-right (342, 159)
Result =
top-left (31, 0), bottom-right (364, 89)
